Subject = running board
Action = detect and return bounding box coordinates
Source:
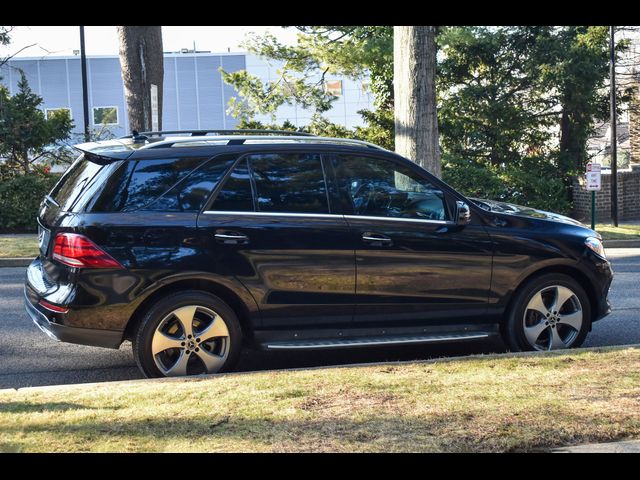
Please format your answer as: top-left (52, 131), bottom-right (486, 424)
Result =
top-left (263, 332), bottom-right (491, 350)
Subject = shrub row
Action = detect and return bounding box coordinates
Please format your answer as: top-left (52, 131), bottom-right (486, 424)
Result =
top-left (0, 174), bottom-right (61, 232)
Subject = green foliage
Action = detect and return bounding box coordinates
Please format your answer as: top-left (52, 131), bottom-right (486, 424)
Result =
top-left (221, 26), bottom-right (393, 122)
top-left (442, 155), bottom-right (571, 214)
top-left (237, 111), bottom-right (394, 151)
top-left (0, 73), bottom-right (74, 176)
top-left (224, 26), bottom-right (625, 215)
top-left (437, 26), bottom-right (624, 211)
top-left (0, 26), bottom-right (11, 46)
top-left (0, 173), bottom-right (60, 232)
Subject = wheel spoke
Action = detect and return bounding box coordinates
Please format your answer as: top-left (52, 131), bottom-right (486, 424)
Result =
top-left (195, 348), bottom-right (226, 373)
top-left (549, 327), bottom-right (567, 350)
top-left (152, 332), bottom-right (184, 356)
top-left (552, 286), bottom-right (574, 313)
top-left (165, 351), bottom-right (190, 377)
top-left (198, 315), bottom-right (230, 343)
top-left (524, 320), bottom-right (548, 346)
top-left (526, 291), bottom-right (549, 317)
top-left (152, 304), bottom-right (231, 378)
top-left (172, 306), bottom-right (196, 338)
top-left (558, 311), bottom-right (582, 331)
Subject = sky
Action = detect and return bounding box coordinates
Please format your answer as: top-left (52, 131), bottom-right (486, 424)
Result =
top-left (0, 26), bottom-right (299, 58)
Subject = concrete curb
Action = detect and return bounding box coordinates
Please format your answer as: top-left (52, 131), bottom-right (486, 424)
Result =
top-left (0, 257), bottom-right (32, 267)
top-left (603, 239), bottom-right (640, 248)
top-left (554, 439), bottom-right (640, 453)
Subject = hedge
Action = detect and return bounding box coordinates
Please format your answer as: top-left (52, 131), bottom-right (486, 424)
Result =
top-left (0, 174), bottom-right (61, 232)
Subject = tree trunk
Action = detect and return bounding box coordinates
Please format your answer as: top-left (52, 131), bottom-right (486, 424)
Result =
top-left (117, 26), bottom-right (164, 133)
top-left (393, 26), bottom-right (441, 177)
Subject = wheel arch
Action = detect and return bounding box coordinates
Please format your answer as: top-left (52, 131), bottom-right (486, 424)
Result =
top-left (123, 277), bottom-right (259, 346)
top-left (501, 264), bottom-right (597, 330)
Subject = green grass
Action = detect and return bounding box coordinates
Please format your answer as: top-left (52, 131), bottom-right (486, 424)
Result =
top-left (2, 346), bottom-right (640, 453)
top-left (595, 223), bottom-right (640, 241)
top-left (0, 235), bottom-right (38, 258)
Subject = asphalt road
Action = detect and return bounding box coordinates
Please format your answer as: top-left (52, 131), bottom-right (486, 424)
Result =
top-left (1, 248), bottom-right (638, 390)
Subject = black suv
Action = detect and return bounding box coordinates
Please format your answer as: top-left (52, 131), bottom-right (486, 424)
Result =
top-left (25, 130), bottom-right (613, 378)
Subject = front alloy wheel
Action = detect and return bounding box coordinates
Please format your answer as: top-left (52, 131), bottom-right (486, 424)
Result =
top-left (522, 285), bottom-right (583, 350)
top-left (501, 273), bottom-right (591, 352)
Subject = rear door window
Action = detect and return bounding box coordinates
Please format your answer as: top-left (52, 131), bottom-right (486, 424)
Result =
top-left (209, 158), bottom-right (255, 212)
top-left (249, 153), bottom-right (330, 214)
top-left (145, 155), bottom-right (237, 212)
top-left (209, 153), bottom-right (331, 214)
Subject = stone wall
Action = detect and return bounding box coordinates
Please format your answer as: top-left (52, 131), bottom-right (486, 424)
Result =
top-left (572, 165), bottom-right (640, 222)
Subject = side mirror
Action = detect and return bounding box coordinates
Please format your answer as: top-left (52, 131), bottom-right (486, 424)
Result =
top-left (455, 201), bottom-right (471, 226)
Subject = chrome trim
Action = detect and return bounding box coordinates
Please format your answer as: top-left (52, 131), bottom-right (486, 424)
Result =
top-left (214, 233), bottom-right (249, 240)
top-left (362, 235), bottom-right (392, 243)
top-left (264, 333), bottom-right (489, 350)
top-left (345, 215), bottom-right (450, 225)
top-left (202, 211), bottom-right (342, 219)
top-left (202, 210), bottom-right (452, 225)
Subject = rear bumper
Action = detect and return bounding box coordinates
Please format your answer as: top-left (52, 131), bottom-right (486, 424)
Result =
top-left (24, 288), bottom-right (122, 349)
top-left (24, 258), bottom-right (124, 350)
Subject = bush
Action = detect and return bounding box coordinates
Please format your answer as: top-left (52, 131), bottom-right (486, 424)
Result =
top-left (442, 155), bottom-right (572, 215)
top-left (0, 174), bottom-right (60, 232)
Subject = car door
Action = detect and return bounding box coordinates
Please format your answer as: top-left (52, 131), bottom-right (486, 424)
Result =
top-left (197, 150), bottom-right (356, 329)
top-left (330, 153), bottom-right (493, 327)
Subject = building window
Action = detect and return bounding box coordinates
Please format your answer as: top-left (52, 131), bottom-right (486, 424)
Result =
top-left (45, 108), bottom-right (71, 120)
top-left (324, 80), bottom-right (343, 96)
top-left (92, 106), bottom-right (119, 126)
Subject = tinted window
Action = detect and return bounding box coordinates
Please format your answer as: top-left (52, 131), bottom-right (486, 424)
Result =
top-left (49, 154), bottom-right (110, 212)
top-left (86, 157), bottom-right (207, 212)
top-left (210, 159), bottom-right (254, 212)
top-left (146, 155), bottom-right (237, 212)
top-left (333, 155), bottom-right (449, 221)
top-left (249, 153), bottom-right (329, 214)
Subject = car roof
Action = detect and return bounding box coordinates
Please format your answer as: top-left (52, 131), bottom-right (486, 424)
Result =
top-left (73, 129), bottom-right (388, 162)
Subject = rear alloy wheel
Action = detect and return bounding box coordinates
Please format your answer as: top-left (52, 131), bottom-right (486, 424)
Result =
top-left (133, 291), bottom-right (242, 378)
top-left (502, 274), bottom-right (591, 352)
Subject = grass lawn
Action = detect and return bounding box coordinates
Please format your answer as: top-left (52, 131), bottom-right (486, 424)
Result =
top-left (1, 346), bottom-right (640, 453)
top-left (0, 235), bottom-right (38, 258)
top-left (595, 223), bottom-right (640, 241)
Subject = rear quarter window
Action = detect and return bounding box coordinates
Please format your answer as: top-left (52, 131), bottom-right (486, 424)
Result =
top-left (49, 154), bottom-right (110, 212)
top-left (84, 157), bottom-right (208, 212)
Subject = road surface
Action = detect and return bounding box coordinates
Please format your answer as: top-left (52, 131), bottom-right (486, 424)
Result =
top-left (1, 248), bottom-right (638, 389)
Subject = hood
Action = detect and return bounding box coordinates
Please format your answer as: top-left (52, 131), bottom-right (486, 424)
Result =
top-left (469, 198), bottom-right (585, 226)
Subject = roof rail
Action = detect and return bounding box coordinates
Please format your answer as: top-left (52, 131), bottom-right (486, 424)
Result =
top-left (120, 129), bottom-right (315, 139)
top-left (140, 135), bottom-right (385, 151)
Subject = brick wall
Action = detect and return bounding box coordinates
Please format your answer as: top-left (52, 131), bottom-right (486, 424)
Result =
top-left (572, 164), bottom-right (640, 222)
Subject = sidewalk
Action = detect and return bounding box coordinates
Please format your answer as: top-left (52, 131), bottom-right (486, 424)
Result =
top-left (554, 439), bottom-right (640, 453)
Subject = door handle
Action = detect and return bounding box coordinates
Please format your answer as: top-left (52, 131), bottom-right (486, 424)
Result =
top-left (214, 231), bottom-right (249, 245)
top-left (362, 232), bottom-right (393, 246)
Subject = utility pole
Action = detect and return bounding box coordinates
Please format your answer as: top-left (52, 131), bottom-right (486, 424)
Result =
top-left (79, 26), bottom-right (90, 142)
top-left (610, 25), bottom-right (619, 227)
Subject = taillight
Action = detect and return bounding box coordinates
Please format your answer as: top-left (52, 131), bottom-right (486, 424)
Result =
top-left (38, 299), bottom-right (69, 313)
top-left (52, 233), bottom-right (123, 268)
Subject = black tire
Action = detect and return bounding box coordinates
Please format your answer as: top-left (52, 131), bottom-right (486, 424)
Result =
top-left (132, 290), bottom-right (243, 378)
top-left (501, 273), bottom-right (591, 352)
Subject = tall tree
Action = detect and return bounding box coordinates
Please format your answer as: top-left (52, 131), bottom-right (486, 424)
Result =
top-left (0, 74), bottom-right (73, 176)
top-left (393, 26), bottom-right (441, 177)
top-left (116, 26), bottom-right (164, 133)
